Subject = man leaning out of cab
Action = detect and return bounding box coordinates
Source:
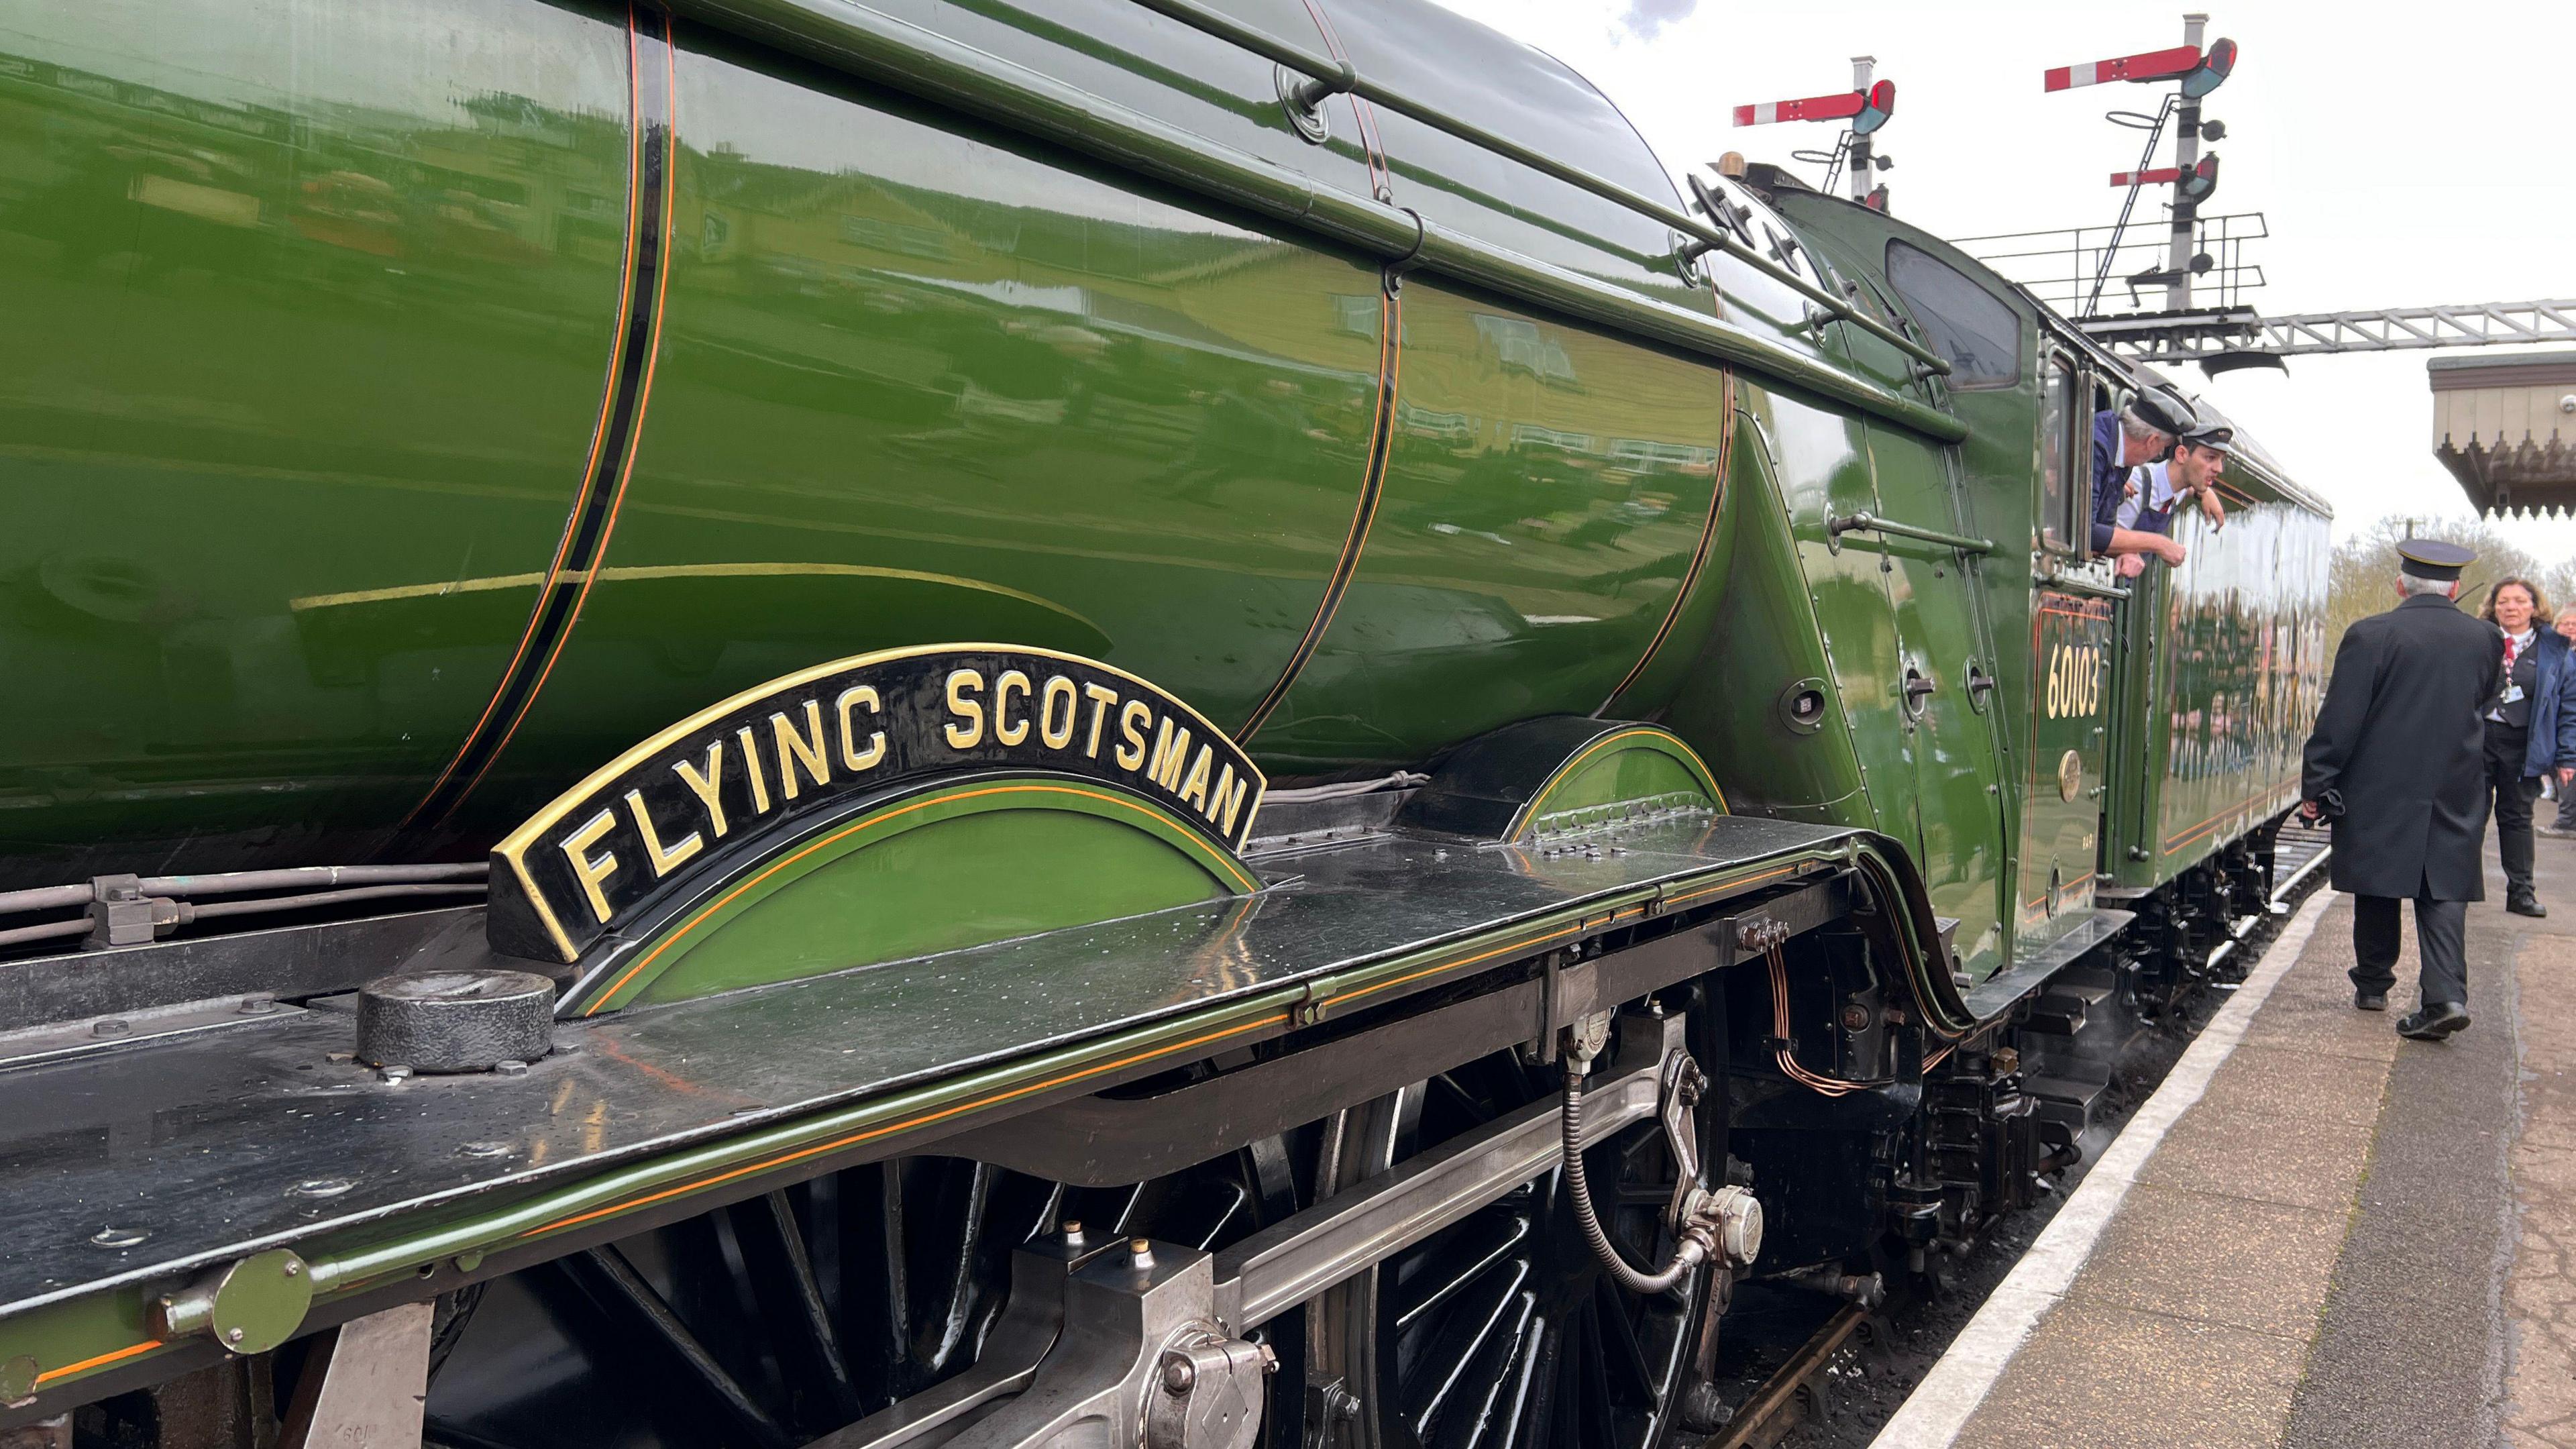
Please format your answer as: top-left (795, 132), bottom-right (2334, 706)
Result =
top-left (2090, 389), bottom-right (2194, 574)
top-left (2107, 415), bottom-right (2234, 580)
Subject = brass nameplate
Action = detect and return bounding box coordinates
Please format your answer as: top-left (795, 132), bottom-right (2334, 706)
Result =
top-left (488, 645), bottom-right (1265, 963)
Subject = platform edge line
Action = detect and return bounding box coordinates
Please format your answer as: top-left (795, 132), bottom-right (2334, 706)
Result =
top-left (1866, 888), bottom-right (2337, 1449)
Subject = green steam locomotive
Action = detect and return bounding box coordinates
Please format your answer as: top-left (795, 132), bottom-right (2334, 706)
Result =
top-left (0, 0), bottom-right (2327, 1446)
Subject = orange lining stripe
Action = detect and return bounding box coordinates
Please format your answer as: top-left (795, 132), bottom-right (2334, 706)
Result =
top-left (1524, 729), bottom-right (1725, 826)
top-left (1238, 285), bottom-right (1401, 739)
top-left (585, 784), bottom-right (1254, 1012)
top-left (1599, 370), bottom-right (1737, 709)
top-left (1664, 863), bottom-right (1796, 908)
top-left (528, 1012), bottom-right (1287, 1238)
top-left (2024, 870), bottom-right (2095, 910)
top-left (2163, 782), bottom-right (2296, 850)
top-left (399, 14), bottom-right (647, 826)
top-left (453, 28), bottom-right (681, 810)
top-left (34, 1338), bottom-right (162, 1387)
top-left (1324, 923), bottom-right (1583, 1010)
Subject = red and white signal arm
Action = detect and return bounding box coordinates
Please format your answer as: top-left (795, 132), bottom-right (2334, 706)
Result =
top-left (1735, 79), bottom-right (1895, 136)
top-left (2045, 43), bottom-right (2200, 91)
top-left (2048, 39), bottom-right (2237, 97)
top-left (2110, 155), bottom-right (2220, 201)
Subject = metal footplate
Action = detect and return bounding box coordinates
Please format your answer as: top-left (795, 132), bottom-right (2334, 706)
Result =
top-left (818, 1010), bottom-right (1747, 1449)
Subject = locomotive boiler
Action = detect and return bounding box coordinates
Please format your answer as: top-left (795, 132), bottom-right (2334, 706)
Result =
top-left (0, 1), bottom-right (2330, 1447)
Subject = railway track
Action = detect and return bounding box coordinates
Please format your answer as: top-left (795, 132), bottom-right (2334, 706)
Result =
top-left (1697, 827), bottom-right (2333, 1449)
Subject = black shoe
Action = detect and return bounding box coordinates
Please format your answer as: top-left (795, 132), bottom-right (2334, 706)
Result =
top-left (2509, 893), bottom-right (2548, 918)
top-left (2397, 1002), bottom-right (2472, 1040)
top-left (2354, 991), bottom-right (2387, 1012)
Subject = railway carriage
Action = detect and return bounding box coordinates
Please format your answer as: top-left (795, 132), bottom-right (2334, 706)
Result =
top-left (0, 2), bottom-right (2327, 1446)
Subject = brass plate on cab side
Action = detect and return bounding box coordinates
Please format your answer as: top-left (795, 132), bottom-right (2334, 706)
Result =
top-left (2058, 750), bottom-right (2083, 803)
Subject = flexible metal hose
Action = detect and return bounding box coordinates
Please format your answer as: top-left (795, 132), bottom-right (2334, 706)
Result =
top-left (1560, 1059), bottom-right (1699, 1296)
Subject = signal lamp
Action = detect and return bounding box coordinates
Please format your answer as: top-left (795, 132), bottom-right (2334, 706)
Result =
top-left (1853, 78), bottom-right (1896, 135)
top-left (2182, 38), bottom-right (2237, 99)
top-left (2176, 154), bottom-right (2220, 203)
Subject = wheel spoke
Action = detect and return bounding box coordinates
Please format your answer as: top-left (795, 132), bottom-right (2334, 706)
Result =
top-left (1401, 1257), bottom-right (1530, 1432)
top-left (1427, 1071), bottom-right (1489, 1126)
top-left (1183, 1177), bottom-right (1252, 1249)
top-left (1428, 1290), bottom-right (1536, 1449)
top-left (1574, 1307), bottom-right (1617, 1449)
top-left (1243, 1134), bottom-right (1300, 1224)
top-left (1489, 1312), bottom-right (1551, 1449)
top-left (1544, 1318), bottom-right (1581, 1449)
top-left (731, 1189), bottom-right (865, 1426)
top-left (1108, 1181), bottom-right (1148, 1236)
top-left (1590, 1277), bottom-right (1657, 1407)
top-left (876, 1163), bottom-right (916, 1385)
top-left (1395, 1212), bottom-right (1532, 1330)
top-left (564, 1246), bottom-right (794, 1449)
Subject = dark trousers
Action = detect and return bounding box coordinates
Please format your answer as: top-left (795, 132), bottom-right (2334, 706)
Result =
top-left (2485, 722), bottom-right (2540, 897)
top-left (2352, 894), bottom-right (2468, 1007)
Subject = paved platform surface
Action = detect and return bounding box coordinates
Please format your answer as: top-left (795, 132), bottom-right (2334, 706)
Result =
top-left (1874, 835), bottom-right (2576, 1449)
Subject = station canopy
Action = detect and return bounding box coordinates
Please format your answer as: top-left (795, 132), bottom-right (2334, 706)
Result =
top-left (2432, 350), bottom-right (2576, 516)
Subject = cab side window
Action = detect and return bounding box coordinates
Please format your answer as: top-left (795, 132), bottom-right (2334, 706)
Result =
top-left (1884, 239), bottom-right (2021, 388)
top-left (2038, 354), bottom-right (2077, 554)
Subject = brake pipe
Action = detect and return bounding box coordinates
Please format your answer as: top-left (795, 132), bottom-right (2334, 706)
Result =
top-left (1560, 1051), bottom-right (1706, 1296)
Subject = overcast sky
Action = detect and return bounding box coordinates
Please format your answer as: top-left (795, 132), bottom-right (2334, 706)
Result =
top-left (1431, 0), bottom-right (2576, 556)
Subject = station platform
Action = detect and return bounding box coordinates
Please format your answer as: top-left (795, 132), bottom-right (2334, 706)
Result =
top-left (1872, 834), bottom-right (2576, 1449)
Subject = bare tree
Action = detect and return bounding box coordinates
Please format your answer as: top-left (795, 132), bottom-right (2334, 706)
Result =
top-left (2327, 517), bottom-right (2547, 645)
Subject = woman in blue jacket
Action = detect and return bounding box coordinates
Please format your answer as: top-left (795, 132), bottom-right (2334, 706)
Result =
top-left (2480, 579), bottom-right (2576, 916)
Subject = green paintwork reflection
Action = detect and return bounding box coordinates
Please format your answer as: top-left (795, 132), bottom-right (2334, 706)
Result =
top-left (1856, 422), bottom-right (2006, 973)
top-left (623, 778), bottom-right (1242, 1008)
top-left (2118, 487), bottom-right (2330, 881)
top-left (453, 30), bottom-right (1393, 838)
top-left (1746, 390), bottom-right (1915, 844)
top-left (1654, 410), bottom-right (1863, 824)
top-left (1255, 282), bottom-right (1726, 769)
top-left (0, 0), bottom-right (631, 882)
top-left (1766, 195), bottom-right (2051, 971)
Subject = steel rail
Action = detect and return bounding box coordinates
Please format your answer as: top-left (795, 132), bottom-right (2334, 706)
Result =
top-left (661, 0), bottom-right (1967, 445)
top-left (1711, 1302), bottom-right (1871, 1449)
top-left (2270, 841), bottom-right (2330, 904)
top-left (1124, 0), bottom-right (1954, 376)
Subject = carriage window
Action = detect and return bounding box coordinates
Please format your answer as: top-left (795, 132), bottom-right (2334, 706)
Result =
top-left (2038, 354), bottom-right (2076, 554)
top-left (1884, 240), bottom-right (2021, 387)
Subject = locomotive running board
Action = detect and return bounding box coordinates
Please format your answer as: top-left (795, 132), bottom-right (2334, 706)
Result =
top-left (0, 811), bottom-right (1933, 1417)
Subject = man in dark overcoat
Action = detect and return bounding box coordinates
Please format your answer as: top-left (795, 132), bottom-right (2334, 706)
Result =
top-left (2300, 540), bottom-right (2504, 1040)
